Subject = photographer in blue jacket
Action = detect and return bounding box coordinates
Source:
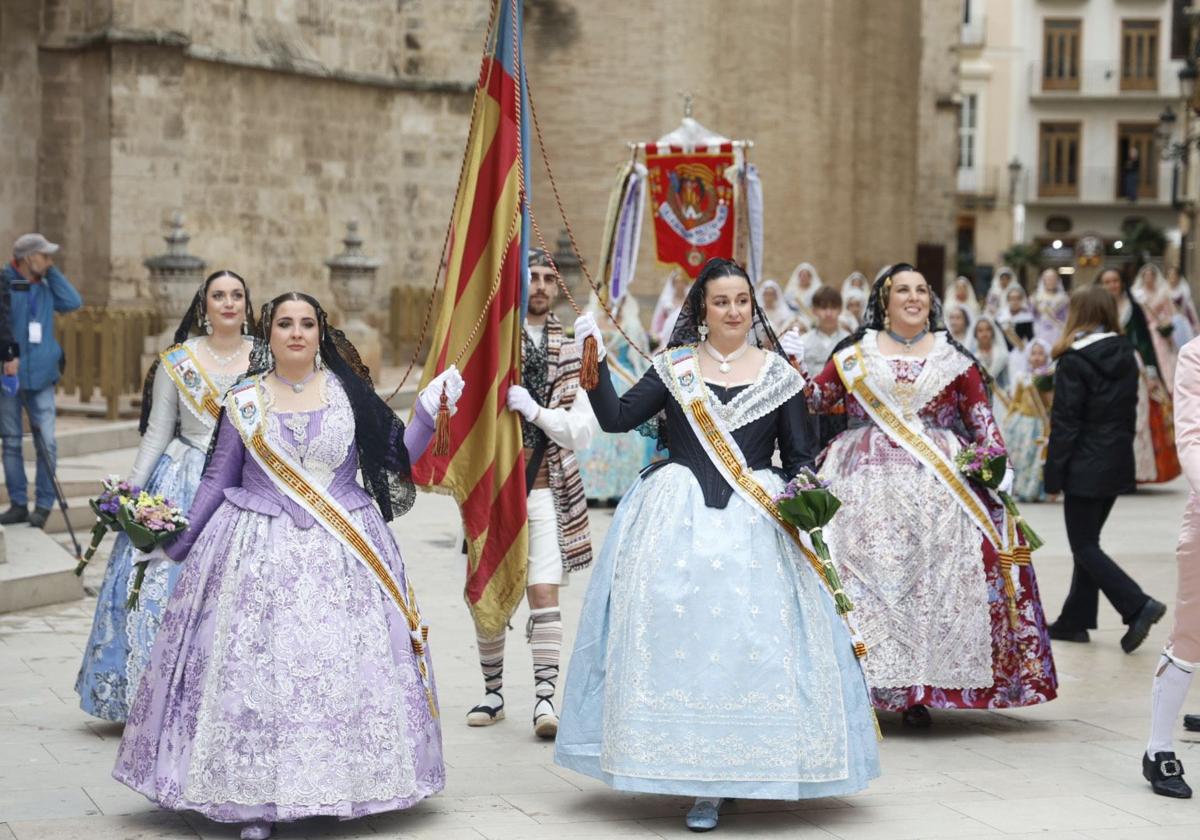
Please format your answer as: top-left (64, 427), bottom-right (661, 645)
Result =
top-left (0, 234), bottom-right (82, 528)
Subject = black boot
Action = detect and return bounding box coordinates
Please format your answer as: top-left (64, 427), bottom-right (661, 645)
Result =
top-left (1047, 621), bottom-right (1090, 643)
top-left (1143, 752), bottom-right (1192, 798)
top-left (1184, 714), bottom-right (1200, 732)
top-left (1121, 598), bottom-right (1167, 653)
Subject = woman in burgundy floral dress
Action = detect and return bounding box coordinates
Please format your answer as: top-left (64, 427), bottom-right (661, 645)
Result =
top-left (785, 264), bottom-right (1057, 726)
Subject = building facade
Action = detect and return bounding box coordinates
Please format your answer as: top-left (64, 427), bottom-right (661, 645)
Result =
top-left (2, 0), bottom-right (957, 310)
top-left (957, 0), bottom-right (1191, 285)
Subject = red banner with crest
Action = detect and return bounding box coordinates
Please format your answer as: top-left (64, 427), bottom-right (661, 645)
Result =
top-left (645, 142), bottom-right (735, 278)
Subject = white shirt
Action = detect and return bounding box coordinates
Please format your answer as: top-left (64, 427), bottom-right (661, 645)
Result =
top-left (799, 327), bottom-right (849, 371)
top-left (524, 322), bottom-right (599, 452)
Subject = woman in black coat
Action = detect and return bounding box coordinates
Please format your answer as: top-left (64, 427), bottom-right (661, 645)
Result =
top-left (1045, 285), bottom-right (1165, 653)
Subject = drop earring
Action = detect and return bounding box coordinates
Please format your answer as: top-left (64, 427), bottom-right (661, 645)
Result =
top-left (698, 322), bottom-right (709, 341)
top-left (883, 312), bottom-right (892, 332)
top-left (203, 316), bottom-right (213, 336)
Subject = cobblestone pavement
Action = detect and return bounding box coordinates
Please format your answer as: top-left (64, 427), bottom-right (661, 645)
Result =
top-left (1, 450), bottom-right (1198, 838)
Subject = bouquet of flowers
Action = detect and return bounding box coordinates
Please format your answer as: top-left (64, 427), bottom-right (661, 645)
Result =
top-left (775, 468), bottom-right (853, 614)
top-left (954, 443), bottom-right (1044, 551)
top-left (122, 491), bottom-right (189, 610)
top-left (74, 477), bottom-right (141, 576)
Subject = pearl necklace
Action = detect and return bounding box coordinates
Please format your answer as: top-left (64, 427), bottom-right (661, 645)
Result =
top-left (202, 338), bottom-right (242, 367)
top-left (885, 328), bottom-right (928, 353)
top-left (274, 369), bottom-right (318, 394)
top-left (702, 339), bottom-right (749, 374)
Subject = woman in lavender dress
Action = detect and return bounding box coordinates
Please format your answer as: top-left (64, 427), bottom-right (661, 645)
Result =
top-left (113, 292), bottom-right (465, 840)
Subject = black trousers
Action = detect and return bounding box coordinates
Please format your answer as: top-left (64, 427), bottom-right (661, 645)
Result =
top-left (1055, 494), bottom-right (1148, 630)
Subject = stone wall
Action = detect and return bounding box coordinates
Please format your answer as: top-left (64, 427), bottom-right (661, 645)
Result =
top-left (3, 0), bottom-right (956, 313)
top-left (915, 0), bottom-right (962, 287)
top-left (524, 0), bottom-right (928, 296)
top-left (0, 1), bottom-right (44, 246)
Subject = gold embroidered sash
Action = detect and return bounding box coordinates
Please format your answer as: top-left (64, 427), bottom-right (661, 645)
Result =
top-left (833, 343), bottom-right (1005, 551)
top-left (160, 343), bottom-right (222, 425)
top-left (662, 347), bottom-right (867, 658)
top-left (226, 378), bottom-right (438, 716)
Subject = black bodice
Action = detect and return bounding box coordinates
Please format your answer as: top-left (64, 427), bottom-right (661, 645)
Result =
top-left (587, 360), bottom-right (818, 509)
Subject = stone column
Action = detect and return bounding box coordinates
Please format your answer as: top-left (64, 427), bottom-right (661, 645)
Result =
top-left (143, 213), bottom-right (207, 373)
top-left (326, 221), bottom-right (383, 382)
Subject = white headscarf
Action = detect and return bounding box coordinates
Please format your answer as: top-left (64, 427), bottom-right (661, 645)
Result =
top-left (755, 278), bottom-right (795, 336)
top-left (1132, 262), bottom-right (1171, 311)
top-left (840, 288), bottom-right (868, 332)
top-left (985, 266), bottom-right (1016, 315)
top-left (942, 301), bottom-right (976, 346)
top-left (841, 271), bottom-right (869, 300)
top-left (969, 314), bottom-right (1010, 382)
top-left (1011, 336), bottom-right (1053, 382)
top-left (996, 283), bottom-right (1034, 327)
top-left (950, 275), bottom-right (980, 317)
top-left (784, 261), bottom-right (824, 314)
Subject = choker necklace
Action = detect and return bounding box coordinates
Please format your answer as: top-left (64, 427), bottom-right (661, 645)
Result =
top-left (885, 328), bottom-right (928, 352)
top-left (702, 339), bottom-right (749, 374)
top-left (275, 369), bottom-right (318, 394)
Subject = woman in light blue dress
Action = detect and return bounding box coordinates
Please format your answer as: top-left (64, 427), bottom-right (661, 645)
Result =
top-left (999, 338), bottom-right (1053, 503)
top-left (575, 294), bottom-right (655, 504)
top-left (556, 259), bottom-right (879, 832)
top-left (75, 271), bottom-right (254, 721)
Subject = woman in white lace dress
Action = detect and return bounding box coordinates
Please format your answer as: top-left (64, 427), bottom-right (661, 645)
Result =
top-left (76, 270), bottom-right (254, 722)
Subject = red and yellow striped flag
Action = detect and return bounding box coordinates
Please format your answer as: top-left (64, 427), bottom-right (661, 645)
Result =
top-left (411, 0), bottom-right (531, 636)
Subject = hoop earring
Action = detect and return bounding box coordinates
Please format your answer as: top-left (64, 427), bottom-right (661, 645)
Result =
top-left (698, 322), bottom-right (710, 341)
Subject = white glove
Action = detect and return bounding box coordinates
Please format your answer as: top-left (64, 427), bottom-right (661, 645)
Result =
top-left (418, 365), bottom-right (465, 418)
top-left (573, 313), bottom-right (607, 362)
top-left (998, 466), bottom-right (1015, 495)
top-left (779, 328), bottom-right (805, 361)
top-left (506, 384), bottom-right (540, 422)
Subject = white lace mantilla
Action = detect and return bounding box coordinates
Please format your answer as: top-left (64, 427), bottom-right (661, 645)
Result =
top-left (653, 348), bottom-right (803, 431)
top-left (859, 331), bottom-right (972, 420)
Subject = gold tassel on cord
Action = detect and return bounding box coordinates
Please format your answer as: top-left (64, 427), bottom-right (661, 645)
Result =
top-left (580, 335), bottom-right (600, 391)
top-left (432, 385), bottom-right (451, 457)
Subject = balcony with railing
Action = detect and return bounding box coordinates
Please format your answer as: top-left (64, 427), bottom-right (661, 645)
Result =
top-left (1028, 60), bottom-right (1179, 99)
top-left (1029, 162), bottom-right (1175, 205)
top-left (957, 165), bottom-right (1011, 207)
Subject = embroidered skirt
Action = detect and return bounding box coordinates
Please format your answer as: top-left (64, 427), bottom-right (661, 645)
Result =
top-left (555, 463), bottom-right (879, 798)
top-left (112, 502), bottom-right (444, 822)
top-left (75, 439), bottom-right (203, 722)
top-left (821, 426), bottom-right (1058, 711)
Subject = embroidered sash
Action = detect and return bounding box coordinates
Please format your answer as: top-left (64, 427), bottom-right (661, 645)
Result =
top-left (160, 343), bottom-right (222, 425)
top-left (833, 343), bottom-right (1005, 551)
top-left (661, 346), bottom-right (866, 657)
top-left (225, 378), bottom-right (438, 716)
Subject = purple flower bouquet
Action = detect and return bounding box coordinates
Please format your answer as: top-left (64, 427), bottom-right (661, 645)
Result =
top-left (122, 491), bottom-right (189, 610)
top-left (955, 443), bottom-right (1044, 551)
top-left (75, 477), bottom-right (141, 576)
top-left (775, 468), bottom-right (853, 614)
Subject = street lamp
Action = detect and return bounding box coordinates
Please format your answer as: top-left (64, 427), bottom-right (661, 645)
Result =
top-left (1007, 157), bottom-right (1023, 205)
top-left (1008, 157), bottom-right (1025, 245)
top-left (1180, 63), bottom-right (1198, 107)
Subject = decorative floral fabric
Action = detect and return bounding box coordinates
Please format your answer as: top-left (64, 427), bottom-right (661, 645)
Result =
top-left (807, 331), bottom-right (1057, 710)
top-left (112, 378), bottom-right (443, 822)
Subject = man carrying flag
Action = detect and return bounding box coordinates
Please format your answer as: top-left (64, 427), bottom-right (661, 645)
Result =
top-left (467, 248), bottom-right (597, 737)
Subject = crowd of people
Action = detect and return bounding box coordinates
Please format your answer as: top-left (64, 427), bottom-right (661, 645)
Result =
top-left (14, 226), bottom-right (1189, 837)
